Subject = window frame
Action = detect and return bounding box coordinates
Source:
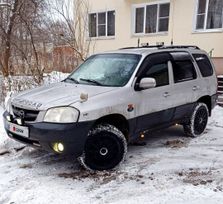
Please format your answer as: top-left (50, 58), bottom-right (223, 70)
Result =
top-left (145, 62), bottom-right (170, 87)
top-left (89, 10), bottom-right (116, 39)
top-left (171, 58), bottom-right (198, 84)
top-left (132, 0), bottom-right (170, 36)
top-left (134, 52), bottom-right (172, 90)
top-left (97, 12), bottom-right (107, 37)
top-left (192, 53), bottom-right (214, 77)
top-left (194, 0), bottom-right (223, 33)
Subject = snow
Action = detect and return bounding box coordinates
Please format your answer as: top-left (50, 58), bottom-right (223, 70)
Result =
top-left (43, 71), bottom-right (69, 85)
top-left (0, 106), bottom-right (8, 147)
top-left (0, 72), bottom-right (69, 106)
top-left (1, 105), bottom-right (223, 203)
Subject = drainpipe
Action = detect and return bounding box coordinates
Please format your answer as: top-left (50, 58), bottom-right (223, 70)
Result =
top-left (138, 38), bottom-right (140, 47)
top-left (171, 0), bottom-right (175, 45)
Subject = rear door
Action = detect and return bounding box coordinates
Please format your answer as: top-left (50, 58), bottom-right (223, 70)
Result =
top-left (169, 52), bottom-right (199, 121)
top-left (192, 53), bottom-right (218, 98)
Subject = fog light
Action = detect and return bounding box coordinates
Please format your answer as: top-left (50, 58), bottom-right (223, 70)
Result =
top-left (140, 134), bottom-right (145, 139)
top-left (58, 143), bottom-right (64, 152)
top-left (53, 143), bottom-right (64, 153)
top-left (6, 115), bottom-right (12, 122)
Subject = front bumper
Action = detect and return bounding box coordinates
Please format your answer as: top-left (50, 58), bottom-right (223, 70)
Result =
top-left (3, 111), bottom-right (94, 157)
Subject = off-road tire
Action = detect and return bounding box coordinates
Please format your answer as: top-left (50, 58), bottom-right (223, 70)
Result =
top-left (183, 103), bottom-right (209, 137)
top-left (79, 124), bottom-right (127, 171)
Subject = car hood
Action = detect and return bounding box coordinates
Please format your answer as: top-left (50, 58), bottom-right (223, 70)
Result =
top-left (11, 82), bottom-right (116, 110)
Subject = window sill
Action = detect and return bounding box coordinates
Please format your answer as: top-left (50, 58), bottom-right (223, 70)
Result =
top-left (192, 29), bottom-right (223, 34)
top-left (87, 36), bottom-right (115, 41)
top-left (132, 32), bottom-right (168, 37)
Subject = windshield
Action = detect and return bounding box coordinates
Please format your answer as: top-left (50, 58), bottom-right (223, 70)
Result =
top-left (65, 54), bottom-right (141, 87)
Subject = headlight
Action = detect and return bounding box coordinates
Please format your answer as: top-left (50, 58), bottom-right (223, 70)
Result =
top-left (44, 107), bottom-right (79, 123)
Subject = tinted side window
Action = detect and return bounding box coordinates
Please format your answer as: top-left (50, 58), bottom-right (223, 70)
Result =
top-left (193, 54), bottom-right (213, 77)
top-left (172, 60), bottom-right (197, 83)
top-left (146, 63), bottom-right (169, 87)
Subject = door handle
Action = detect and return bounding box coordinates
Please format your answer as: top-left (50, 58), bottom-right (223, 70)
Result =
top-left (193, 86), bottom-right (200, 91)
top-left (163, 92), bottom-right (170, 97)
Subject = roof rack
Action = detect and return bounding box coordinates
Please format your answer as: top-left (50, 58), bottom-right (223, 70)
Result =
top-left (120, 45), bottom-right (163, 50)
top-left (159, 45), bottom-right (200, 50)
top-left (120, 45), bottom-right (200, 50)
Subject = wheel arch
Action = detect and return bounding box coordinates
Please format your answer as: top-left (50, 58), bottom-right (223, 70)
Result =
top-left (197, 95), bottom-right (212, 116)
top-left (93, 114), bottom-right (130, 141)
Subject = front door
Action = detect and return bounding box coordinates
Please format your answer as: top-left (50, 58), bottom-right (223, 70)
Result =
top-left (134, 52), bottom-right (174, 132)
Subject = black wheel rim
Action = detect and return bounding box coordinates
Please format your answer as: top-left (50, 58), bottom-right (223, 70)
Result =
top-left (194, 107), bottom-right (208, 135)
top-left (85, 133), bottom-right (123, 170)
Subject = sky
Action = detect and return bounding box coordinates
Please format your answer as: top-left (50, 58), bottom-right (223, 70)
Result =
top-left (48, 0), bottom-right (74, 21)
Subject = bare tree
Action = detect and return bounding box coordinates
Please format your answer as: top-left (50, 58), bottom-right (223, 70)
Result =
top-left (0, 0), bottom-right (92, 80)
top-left (0, 0), bottom-right (91, 103)
top-left (0, 0), bottom-right (50, 82)
top-left (0, 0), bottom-right (20, 77)
top-left (17, 0), bottom-right (50, 84)
top-left (0, 0), bottom-right (52, 103)
top-left (48, 0), bottom-right (91, 64)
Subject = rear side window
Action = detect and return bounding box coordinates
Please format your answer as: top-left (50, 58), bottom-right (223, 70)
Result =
top-left (146, 63), bottom-right (169, 87)
top-left (193, 54), bottom-right (213, 77)
top-left (172, 60), bottom-right (197, 83)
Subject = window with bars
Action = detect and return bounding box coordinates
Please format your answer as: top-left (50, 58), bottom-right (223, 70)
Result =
top-left (196, 0), bottom-right (223, 30)
top-left (134, 2), bottom-right (170, 34)
top-left (89, 11), bottom-right (115, 38)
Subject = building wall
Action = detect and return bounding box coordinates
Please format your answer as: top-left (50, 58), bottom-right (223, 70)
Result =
top-left (87, 0), bottom-right (223, 74)
top-left (213, 58), bottom-right (223, 75)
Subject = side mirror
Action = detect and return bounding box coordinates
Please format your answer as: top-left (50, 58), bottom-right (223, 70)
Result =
top-left (139, 77), bottom-right (156, 90)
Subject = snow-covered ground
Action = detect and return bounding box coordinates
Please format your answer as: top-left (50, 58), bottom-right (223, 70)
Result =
top-left (0, 105), bottom-right (223, 204)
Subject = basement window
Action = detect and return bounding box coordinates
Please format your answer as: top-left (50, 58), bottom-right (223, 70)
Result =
top-left (195, 0), bottom-right (223, 31)
top-left (134, 2), bottom-right (170, 35)
top-left (89, 11), bottom-right (115, 38)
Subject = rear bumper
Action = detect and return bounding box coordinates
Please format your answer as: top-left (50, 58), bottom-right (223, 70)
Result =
top-left (3, 111), bottom-right (94, 157)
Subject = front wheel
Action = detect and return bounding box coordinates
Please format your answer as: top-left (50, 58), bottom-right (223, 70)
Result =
top-left (79, 124), bottom-right (127, 171)
top-left (183, 103), bottom-right (209, 137)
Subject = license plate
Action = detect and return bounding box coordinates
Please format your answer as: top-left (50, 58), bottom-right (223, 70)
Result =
top-left (6, 121), bottom-right (29, 138)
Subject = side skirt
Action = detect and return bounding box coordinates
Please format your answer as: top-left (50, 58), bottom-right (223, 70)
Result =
top-left (128, 102), bottom-right (196, 142)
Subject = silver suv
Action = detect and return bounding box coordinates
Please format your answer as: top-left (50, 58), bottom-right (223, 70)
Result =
top-left (3, 45), bottom-right (218, 171)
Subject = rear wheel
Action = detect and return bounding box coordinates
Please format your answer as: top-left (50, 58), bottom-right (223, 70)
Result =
top-left (183, 103), bottom-right (209, 137)
top-left (79, 124), bottom-right (127, 171)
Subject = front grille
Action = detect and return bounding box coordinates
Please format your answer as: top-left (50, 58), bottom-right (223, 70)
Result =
top-left (12, 105), bottom-right (39, 122)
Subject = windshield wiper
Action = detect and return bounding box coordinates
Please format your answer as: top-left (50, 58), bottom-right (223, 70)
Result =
top-left (64, 77), bottom-right (79, 84)
top-left (80, 78), bottom-right (103, 86)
